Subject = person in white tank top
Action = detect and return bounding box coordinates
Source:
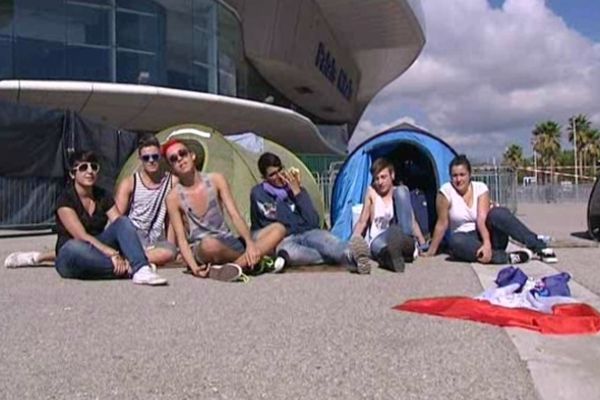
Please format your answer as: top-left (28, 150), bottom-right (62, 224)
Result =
top-left (423, 155), bottom-right (557, 264)
top-left (353, 158), bottom-right (426, 273)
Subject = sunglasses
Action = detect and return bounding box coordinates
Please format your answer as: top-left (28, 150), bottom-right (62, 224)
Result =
top-left (168, 148), bottom-right (190, 164)
top-left (141, 153), bottom-right (160, 163)
top-left (73, 162), bottom-right (100, 173)
top-left (266, 167), bottom-right (283, 179)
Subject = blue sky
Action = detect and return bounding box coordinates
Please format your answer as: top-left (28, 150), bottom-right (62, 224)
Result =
top-left (356, 0), bottom-right (600, 162)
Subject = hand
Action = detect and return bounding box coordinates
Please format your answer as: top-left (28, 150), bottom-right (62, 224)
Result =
top-left (243, 241), bottom-right (261, 267)
top-left (111, 255), bottom-right (129, 277)
top-left (421, 249), bottom-right (435, 257)
top-left (190, 265), bottom-right (209, 278)
top-left (476, 244), bottom-right (492, 263)
top-left (280, 170), bottom-right (301, 196)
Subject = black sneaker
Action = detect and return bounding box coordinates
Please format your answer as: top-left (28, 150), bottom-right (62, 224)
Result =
top-left (539, 248), bottom-right (558, 264)
top-left (508, 250), bottom-right (531, 264)
top-left (379, 245), bottom-right (405, 273)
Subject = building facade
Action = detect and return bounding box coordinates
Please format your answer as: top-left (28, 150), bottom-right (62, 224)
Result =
top-left (0, 0), bottom-right (425, 154)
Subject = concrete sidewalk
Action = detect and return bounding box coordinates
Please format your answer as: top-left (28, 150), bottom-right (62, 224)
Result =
top-left (0, 203), bottom-right (598, 400)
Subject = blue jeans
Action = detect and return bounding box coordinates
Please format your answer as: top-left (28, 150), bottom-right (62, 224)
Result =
top-left (55, 217), bottom-right (149, 279)
top-left (277, 229), bottom-right (351, 266)
top-left (448, 207), bottom-right (547, 264)
top-left (370, 224), bottom-right (414, 263)
top-left (393, 185), bottom-right (414, 236)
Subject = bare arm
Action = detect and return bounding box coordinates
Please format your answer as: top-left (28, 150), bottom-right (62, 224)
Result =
top-left (114, 176), bottom-right (134, 216)
top-left (412, 214), bottom-right (426, 245)
top-left (212, 173), bottom-right (260, 266)
top-left (352, 188), bottom-right (373, 237)
top-left (475, 191), bottom-right (492, 262)
top-left (57, 207), bottom-right (118, 257)
top-left (106, 205), bottom-right (122, 223)
top-left (166, 192), bottom-right (205, 276)
top-left (425, 193), bottom-right (450, 256)
top-left (212, 173), bottom-right (252, 243)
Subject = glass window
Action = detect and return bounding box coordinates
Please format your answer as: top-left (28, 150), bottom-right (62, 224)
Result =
top-left (0, 37), bottom-right (12, 79)
top-left (116, 11), bottom-right (161, 52)
top-left (193, 28), bottom-right (215, 66)
top-left (117, 50), bottom-right (159, 85)
top-left (70, 0), bottom-right (111, 5)
top-left (14, 38), bottom-right (66, 79)
top-left (15, 0), bottom-right (65, 42)
top-left (67, 4), bottom-right (110, 46)
top-left (217, 4), bottom-right (240, 96)
top-left (192, 63), bottom-right (216, 92)
top-left (67, 45), bottom-right (110, 81)
top-left (117, 0), bottom-right (161, 14)
top-left (193, 0), bottom-right (216, 32)
top-left (0, 2), bottom-right (14, 37)
top-left (218, 70), bottom-right (235, 96)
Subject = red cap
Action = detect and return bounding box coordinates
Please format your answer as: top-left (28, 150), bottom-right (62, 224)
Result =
top-left (161, 139), bottom-right (183, 157)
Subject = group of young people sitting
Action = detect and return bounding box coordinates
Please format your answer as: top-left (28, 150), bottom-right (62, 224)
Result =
top-left (4, 135), bottom-right (558, 286)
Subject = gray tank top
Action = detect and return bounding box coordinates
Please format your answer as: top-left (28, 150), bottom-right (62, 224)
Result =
top-left (177, 173), bottom-right (234, 243)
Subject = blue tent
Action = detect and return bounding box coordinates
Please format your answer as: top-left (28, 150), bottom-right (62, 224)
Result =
top-left (331, 123), bottom-right (458, 239)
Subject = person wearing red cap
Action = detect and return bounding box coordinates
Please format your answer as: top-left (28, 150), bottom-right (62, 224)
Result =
top-left (163, 139), bottom-right (286, 281)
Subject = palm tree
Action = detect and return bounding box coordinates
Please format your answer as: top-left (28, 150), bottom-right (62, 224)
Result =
top-left (532, 121), bottom-right (561, 184)
top-left (581, 129), bottom-right (600, 177)
top-left (502, 144), bottom-right (524, 171)
top-left (567, 114), bottom-right (591, 177)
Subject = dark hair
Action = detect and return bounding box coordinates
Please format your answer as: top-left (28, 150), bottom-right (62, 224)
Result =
top-left (258, 152), bottom-right (282, 177)
top-left (370, 158), bottom-right (394, 176)
top-left (449, 154), bottom-right (472, 175)
top-left (69, 150), bottom-right (98, 169)
top-left (137, 133), bottom-right (160, 153)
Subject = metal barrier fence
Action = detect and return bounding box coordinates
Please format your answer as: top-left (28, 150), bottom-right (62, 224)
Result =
top-left (517, 183), bottom-right (594, 203)
top-left (472, 167), bottom-right (517, 212)
top-left (0, 176), bottom-right (63, 230)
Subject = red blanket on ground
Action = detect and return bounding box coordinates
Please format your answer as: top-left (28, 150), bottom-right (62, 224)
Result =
top-left (394, 297), bottom-right (600, 335)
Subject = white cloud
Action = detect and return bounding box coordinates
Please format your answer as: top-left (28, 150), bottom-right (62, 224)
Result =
top-left (357, 0), bottom-right (600, 158)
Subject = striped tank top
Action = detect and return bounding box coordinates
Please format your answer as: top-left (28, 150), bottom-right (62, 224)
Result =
top-left (128, 171), bottom-right (172, 243)
top-left (177, 173), bottom-right (235, 243)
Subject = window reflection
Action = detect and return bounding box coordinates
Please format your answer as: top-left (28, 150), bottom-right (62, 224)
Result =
top-left (67, 3), bottom-right (110, 46)
top-left (1, 0), bottom-right (283, 106)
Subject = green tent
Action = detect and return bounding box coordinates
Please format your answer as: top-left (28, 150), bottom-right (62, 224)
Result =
top-left (118, 124), bottom-right (324, 227)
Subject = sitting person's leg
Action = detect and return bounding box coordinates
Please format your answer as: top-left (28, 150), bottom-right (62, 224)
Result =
top-left (448, 230), bottom-right (520, 264)
top-left (276, 233), bottom-right (327, 266)
top-left (369, 225), bottom-right (413, 272)
top-left (135, 229), bottom-right (177, 267)
top-left (486, 207), bottom-right (556, 262)
top-left (144, 240), bottom-right (178, 267)
top-left (297, 229), bottom-right (377, 273)
top-left (447, 231), bottom-right (483, 263)
top-left (5, 250), bottom-right (56, 268)
top-left (393, 185), bottom-right (415, 236)
top-left (96, 217), bottom-right (167, 284)
top-left (298, 229), bottom-right (352, 265)
top-left (97, 217), bottom-right (152, 275)
top-left (55, 240), bottom-right (119, 280)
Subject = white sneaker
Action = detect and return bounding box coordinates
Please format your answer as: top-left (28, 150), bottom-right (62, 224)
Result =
top-left (539, 248), bottom-right (558, 264)
top-left (4, 251), bottom-right (40, 268)
top-left (508, 249), bottom-right (532, 264)
top-left (132, 266), bottom-right (168, 286)
top-left (273, 257), bottom-right (286, 273)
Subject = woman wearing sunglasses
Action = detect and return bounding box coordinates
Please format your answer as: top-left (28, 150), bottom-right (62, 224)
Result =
top-left (53, 150), bottom-right (167, 285)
